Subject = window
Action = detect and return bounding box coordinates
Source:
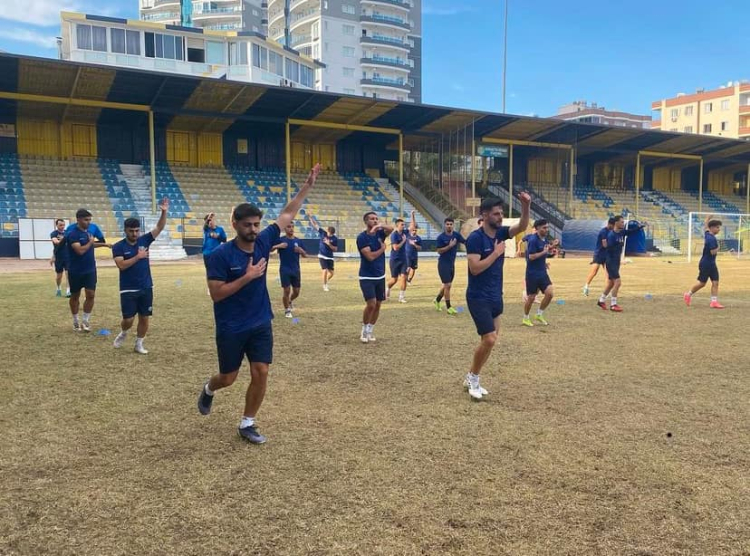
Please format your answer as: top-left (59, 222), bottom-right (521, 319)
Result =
top-left (397, 96), bottom-right (405, 101)
top-left (253, 26), bottom-right (259, 32)
top-left (111, 28), bottom-right (126, 54)
top-left (269, 50), bottom-right (284, 76)
top-left (704, 102), bottom-right (713, 114)
top-left (343, 67), bottom-right (355, 77)
top-left (721, 99), bottom-right (730, 110)
top-left (77, 25), bottom-right (92, 50)
top-left (343, 46), bottom-right (355, 57)
top-left (721, 121), bottom-right (729, 131)
top-left (252, 9), bottom-right (259, 16)
top-left (230, 42), bottom-right (248, 65)
top-left (342, 4), bottom-right (356, 14)
top-left (669, 128), bottom-right (678, 132)
top-left (252, 44), bottom-right (268, 69)
top-left (703, 124), bottom-right (712, 133)
top-left (206, 41), bottom-right (224, 64)
top-left (670, 108), bottom-right (679, 119)
top-left (77, 24), bottom-right (107, 52)
top-left (285, 58), bottom-right (299, 82)
top-left (312, 44), bottom-right (319, 59)
top-left (92, 26), bottom-right (107, 52)
top-left (408, 78), bottom-right (414, 87)
top-left (300, 65), bottom-right (313, 88)
top-left (685, 105), bottom-right (694, 116)
top-left (684, 126), bottom-right (693, 133)
top-left (344, 88), bottom-right (355, 95)
top-left (126, 30), bottom-right (140, 55)
top-left (343, 24), bottom-right (355, 35)
top-left (145, 33), bottom-right (183, 60)
top-left (312, 22), bottom-right (319, 39)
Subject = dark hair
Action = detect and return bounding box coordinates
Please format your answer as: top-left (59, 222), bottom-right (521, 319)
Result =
top-left (327, 226), bottom-right (336, 235)
top-left (612, 215), bottom-right (623, 224)
top-left (533, 219), bottom-right (548, 229)
top-left (708, 219), bottom-right (722, 228)
top-left (363, 211), bottom-right (376, 223)
top-left (76, 209), bottom-right (92, 219)
top-left (607, 217), bottom-right (617, 226)
top-left (55, 218), bottom-right (65, 225)
top-left (124, 218), bottom-right (140, 230)
top-left (233, 203), bottom-right (263, 221)
top-left (479, 198), bottom-right (503, 215)
top-left (444, 217), bottom-right (454, 224)
top-left (204, 213), bottom-right (212, 221)
top-left (395, 218), bottom-right (404, 224)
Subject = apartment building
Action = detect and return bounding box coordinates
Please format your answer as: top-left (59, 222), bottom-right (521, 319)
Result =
top-left (139, 0), bottom-right (266, 33)
top-left (556, 101), bottom-right (650, 129)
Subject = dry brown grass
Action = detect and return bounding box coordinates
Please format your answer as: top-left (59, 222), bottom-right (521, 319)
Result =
top-left (2, 255), bottom-right (750, 555)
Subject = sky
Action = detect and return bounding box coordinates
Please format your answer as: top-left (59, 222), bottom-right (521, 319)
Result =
top-left (0, 0), bottom-right (748, 118)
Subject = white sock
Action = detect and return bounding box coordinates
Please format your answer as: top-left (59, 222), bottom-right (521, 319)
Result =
top-left (204, 383), bottom-right (214, 396)
top-left (469, 372), bottom-right (479, 386)
top-left (611, 297), bottom-right (617, 305)
top-left (711, 296), bottom-right (718, 302)
top-left (56, 286), bottom-right (61, 292)
top-left (72, 313), bottom-right (79, 324)
top-left (537, 309), bottom-right (544, 316)
top-left (399, 291), bottom-right (405, 299)
top-left (366, 324), bottom-right (373, 334)
top-left (240, 416), bottom-right (255, 429)
top-left (524, 313), bottom-right (530, 319)
top-left (136, 337), bottom-right (144, 347)
top-left (599, 295), bottom-right (606, 303)
top-left (118, 330), bottom-right (128, 338)
top-left (82, 312), bottom-right (91, 323)
top-left (362, 324), bottom-right (367, 334)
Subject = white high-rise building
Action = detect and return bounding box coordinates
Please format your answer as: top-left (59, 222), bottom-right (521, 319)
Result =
top-left (267, 0), bottom-right (421, 102)
top-left (139, 1), bottom-right (266, 33)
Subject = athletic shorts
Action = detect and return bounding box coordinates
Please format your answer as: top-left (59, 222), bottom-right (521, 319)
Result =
top-left (54, 258), bottom-right (68, 274)
top-left (203, 254), bottom-right (211, 269)
top-left (591, 253), bottom-right (606, 265)
top-left (280, 271), bottom-right (301, 289)
top-left (120, 288), bottom-right (154, 319)
top-left (408, 258), bottom-right (418, 270)
top-left (389, 259), bottom-right (408, 278)
top-left (605, 260), bottom-right (621, 280)
top-left (467, 297), bottom-right (504, 336)
top-left (698, 264), bottom-right (719, 283)
top-left (69, 271), bottom-right (97, 293)
top-left (319, 258), bottom-right (334, 271)
top-left (360, 278), bottom-right (386, 302)
top-left (216, 322), bottom-right (273, 374)
top-left (438, 261), bottom-right (455, 284)
top-left (526, 273), bottom-right (552, 296)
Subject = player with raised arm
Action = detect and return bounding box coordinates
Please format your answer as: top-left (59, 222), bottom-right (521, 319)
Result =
top-left (434, 217), bottom-right (466, 314)
top-left (111, 198), bottom-right (169, 354)
top-left (65, 209), bottom-right (110, 332)
top-left (197, 164), bottom-right (320, 445)
top-left (583, 217), bottom-right (614, 296)
top-left (357, 212), bottom-right (395, 343)
top-left (464, 194), bottom-right (531, 400)
top-left (50, 218), bottom-right (70, 297)
top-left (202, 212), bottom-right (227, 269)
top-left (597, 216), bottom-right (645, 312)
top-left (271, 222), bottom-right (308, 318)
top-left (308, 214), bottom-right (338, 291)
top-left (405, 210), bottom-right (423, 284)
top-left (386, 218), bottom-right (408, 302)
top-left (684, 216), bottom-right (724, 309)
top-left (522, 219), bottom-right (555, 327)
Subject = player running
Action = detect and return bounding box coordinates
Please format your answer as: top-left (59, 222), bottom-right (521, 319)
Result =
top-left (434, 217), bottom-right (466, 314)
top-left (308, 214), bottom-right (337, 291)
top-left (522, 219), bottom-right (555, 326)
top-left (464, 194), bottom-right (530, 400)
top-left (197, 163), bottom-right (320, 445)
top-left (111, 198), bottom-right (169, 354)
top-left (357, 212), bottom-right (394, 343)
top-left (597, 216), bottom-right (645, 312)
top-left (405, 211), bottom-right (423, 284)
top-left (583, 217), bottom-right (614, 296)
top-left (272, 222), bottom-right (308, 318)
top-left (684, 216), bottom-right (724, 309)
top-left (50, 218), bottom-right (70, 297)
top-left (386, 218), bottom-right (408, 302)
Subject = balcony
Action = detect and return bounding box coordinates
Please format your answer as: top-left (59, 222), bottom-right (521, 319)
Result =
top-left (650, 120), bottom-right (662, 129)
top-left (739, 105), bottom-right (750, 115)
top-left (153, 0), bottom-right (180, 7)
top-left (290, 34), bottom-right (312, 47)
top-left (360, 56), bottom-right (410, 71)
top-left (361, 77), bottom-right (409, 91)
top-left (361, 0), bottom-right (411, 12)
top-left (360, 35), bottom-right (409, 52)
top-left (193, 6), bottom-right (242, 17)
top-left (141, 11), bottom-right (180, 21)
top-left (739, 126), bottom-right (750, 137)
top-left (360, 14), bottom-right (411, 31)
top-left (290, 8), bottom-right (320, 31)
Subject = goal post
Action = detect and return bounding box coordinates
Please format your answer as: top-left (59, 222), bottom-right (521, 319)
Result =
top-left (687, 212), bottom-right (750, 263)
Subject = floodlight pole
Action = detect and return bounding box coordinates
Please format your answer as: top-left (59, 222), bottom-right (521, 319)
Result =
top-left (635, 152), bottom-right (641, 218)
top-left (502, 0), bottom-right (508, 113)
top-left (148, 110), bottom-right (156, 213)
top-left (470, 120), bottom-right (476, 203)
top-left (399, 133), bottom-right (404, 217)
top-left (285, 121), bottom-right (291, 204)
top-left (569, 147), bottom-right (575, 216)
top-left (698, 158), bottom-right (704, 212)
top-left (508, 144), bottom-right (514, 218)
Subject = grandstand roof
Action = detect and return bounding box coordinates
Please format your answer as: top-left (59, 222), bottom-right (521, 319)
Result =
top-left (3, 52), bottom-right (750, 165)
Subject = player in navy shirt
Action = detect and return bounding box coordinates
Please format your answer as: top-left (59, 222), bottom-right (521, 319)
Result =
top-left (308, 214), bottom-right (338, 291)
top-left (405, 211), bottom-right (423, 284)
top-left (111, 198), bottom-right (169, 355)
top-left (356, 212), bottom-right (395, 343)
top-left (65, 209), bottom-right (109, 332)
top-left (597, 215), bottom-right (645, 312)
top-left (197, 163), bottom-right (320, 445)
top-left (433, 217), bottom-right (466, 315)
top-left (50, 218), bottom-right (70, 298)
top-left (386, 218), bottom-right (408, 302)
top-left (684, 216), bottom-right (724, 309)
top-left (464, 194), bottom-right (530, 400)
top-left (202, 213), bottom-right (227, 268)
top-left (522, 219), bottom-right (555, 327)
top-left (583, 217), bottom-right (615, 296)
top-left (271, 222), bottom-right (308, 319)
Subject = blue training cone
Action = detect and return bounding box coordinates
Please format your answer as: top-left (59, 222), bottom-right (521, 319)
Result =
top-left (97, 328), bottom-right (111, 336)
top-left (645, 293), bottom-right (653, 300)
top-left (175, 279), bottom-right (183, 287)
top-left (292, 318), bottom-right (300, 324)
top-left (456, 306), bottom-right (464, 313)
top-left (556, 299), bottom-right (565, 305)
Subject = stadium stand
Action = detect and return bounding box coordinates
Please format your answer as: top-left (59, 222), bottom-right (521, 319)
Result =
top-left (0, 153), bottom-right (25, 237)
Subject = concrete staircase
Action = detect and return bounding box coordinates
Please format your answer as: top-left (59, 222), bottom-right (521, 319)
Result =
top-left (119, 164), bottom-right (187, 260)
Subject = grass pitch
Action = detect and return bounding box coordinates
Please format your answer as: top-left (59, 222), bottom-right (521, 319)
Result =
top-left (2, 255), bottom-right (750, 555)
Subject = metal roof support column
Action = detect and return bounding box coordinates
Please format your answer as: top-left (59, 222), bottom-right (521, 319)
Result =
top-left (509, 144), bottom-right (514, 219)
top-left (699, 158), bottom-right (704, 212)
top-left (399, 133), bottom-right (404, 218)
top-left (747, 164), bottom-right (750, 214)
top-left (569, 147), bottom-right (575, 218)
top-left (149, 110), bottom-right (157, 213)
top-left (635, 152), bottom-right (641, 218)
top-left (285, 121), bottom-right (291, 205)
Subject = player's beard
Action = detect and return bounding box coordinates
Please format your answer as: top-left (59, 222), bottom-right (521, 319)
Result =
top-left (239, 231), bottom-right (257, 243)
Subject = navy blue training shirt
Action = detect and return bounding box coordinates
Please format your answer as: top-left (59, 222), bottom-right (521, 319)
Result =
top-left (277, 236), bottom-right (302, 275)
top-left (50, 230), bottom-right (68, 261)
top-left (318, 228), bottom-right (337, 260)
top-left (389, 230), bottom-right (407, 262)
top-left (357, 228), bottom-right (388, 279)
top-left (65, 223), bottom-right (105, 275)
top-left (112, 233), bottom-right (156, 292)
top-left (405, 232), bottom-right (422, 261)
top-left (202, 226), bottom-right (227, 256)
top-left (593, 227), bottom-right (608, 258)
top-left (436, 231), bottom-right (466, 266)
top-left (525, 233), bottom-right (549, 275)
top-left (701, 231), bottom-right (719, 266)
top-left (466, 226), bottom-right (511, 301)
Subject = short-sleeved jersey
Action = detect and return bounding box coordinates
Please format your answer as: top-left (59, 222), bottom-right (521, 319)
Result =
top-left (50, 230), bottom-right (67, 260)
top-left (357, 228), bottom-right (388, 279)
top-left (405, 232), bottom-right (422, 260)
top-left (112, 233), bottom-right (156, 292)
top-left (277, 236), bottom-right (302, 275)
top-left (389, 230), bottom-right (407, 262)
top-left (466, 226), bottom-right (511, 301)
top-left (701, 231), bottom-right (719, 267)
top-left (206, 224), bottom-right (280, 334)
top-left (436, 231), bottom-right (466, 266)
top-left (525, 233), bottom-right (549, 276)
top-left (202, 226), bottom-right (227, 256)
top-left (318, 228), bottom-right (337, 260)
top-left (593, 227), bottom-right (609, 257)
top-left (65, 223), bottom-right (105, 275)
top-left (606, 230), bottom-right (626, 262)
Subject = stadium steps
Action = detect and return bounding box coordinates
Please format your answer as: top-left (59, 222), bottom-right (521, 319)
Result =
top-left (0, 153), bottom-right (26, 237)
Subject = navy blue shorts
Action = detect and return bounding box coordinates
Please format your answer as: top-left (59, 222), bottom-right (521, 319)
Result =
top-left (121, 288), bottom-right (154, 319)
top-left (69, 271), bottom-right (97, 293)
top-left (319, 258), bottom-right (334, 271)
top-left (605, 260), bottom-right (621, 280)
top-left (698, 264), bottom-right (719, 283)
top-left (389, 259), bottom-right (407, 278)
top-left (280, 271), bottom-right (301, 288)
top-left (526, 273), bottom-right (553, 296)
top-left (467, 297), bottom-right (504, 336)
top-left (54, 258), bottom-right (68, 274)
top-left (591, 253), bottom-right (606, 265)
top-left (438, 261), bottom-right (455, 284)
top-left (360, 278), bottom-right (386, 301)
top-left (203, 254), bottom-right (211, 269)
top-left (408, 257), bottom-right (418, 270)
top-left (216, 323), bottom-right (273, 374)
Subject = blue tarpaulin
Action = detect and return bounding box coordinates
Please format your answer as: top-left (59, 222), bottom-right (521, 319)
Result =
top-left (562, 219), bottom-right (646, 255)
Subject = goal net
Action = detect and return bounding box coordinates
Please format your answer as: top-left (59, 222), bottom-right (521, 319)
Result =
top-left (687, 212), bottom-right (750, 263)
